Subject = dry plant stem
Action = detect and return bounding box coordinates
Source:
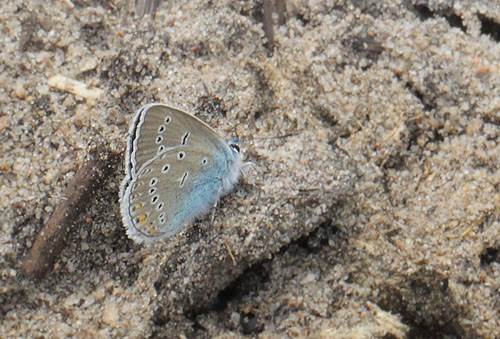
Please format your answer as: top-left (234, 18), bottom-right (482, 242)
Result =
top-left (135, 0), bottom-right (162, 17)
top-left (276, 0), bottom-right (285, 25)
top-left (263, 0), bottom-right (286, 51)
top-left (62, 0), bottom-right (74, 8)
top-left (21, 147), bottom-right (120, 280)
top-left (263, 0), bottom-right (275, 51)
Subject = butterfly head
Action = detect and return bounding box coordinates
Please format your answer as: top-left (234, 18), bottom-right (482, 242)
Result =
top-left (221, 138), bottom-right (244, 193)
top-left (228, 138), bottom-right (241, 156)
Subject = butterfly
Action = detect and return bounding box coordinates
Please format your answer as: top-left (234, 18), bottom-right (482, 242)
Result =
top-left (119, 103), bottom-right (244, 243)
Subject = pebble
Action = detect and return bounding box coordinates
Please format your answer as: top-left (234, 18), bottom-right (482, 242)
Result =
top-left (102, 301), bottom-right (119, 328)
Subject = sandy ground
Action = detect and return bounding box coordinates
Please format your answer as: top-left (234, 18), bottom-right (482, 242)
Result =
top-left (1, 0), bottom-right (500, 338)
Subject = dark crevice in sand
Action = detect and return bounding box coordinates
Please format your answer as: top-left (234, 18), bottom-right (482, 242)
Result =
top-left (99, 51), bottom-right (159, 87)
top-left (396, 75), bottom-right (436, 112)
top-left (171, 258), bottom-right (270, 335)
top-left (480, 247), bottom-right (500, 266)
top-left (444, 12), bottom-right (466, 32)
top-left (342, 35), bottom-right (384, 71)
top-left (482, 114), bottom-right (500, 130)
top-left (150, 259), bottom-right (271, 337)
top-left (376, 268), bottom-right (476, 338)
top-left (293, 12), bottom-right (310, 27)
top-left (314, 105), bottom-right (339, 128)
top-left (245, 65), bottom-right (276, 121)
top-left (289, 220), bottom-right (339, 254)
top-left (478, 14), bottom-right (500, 42)
top-left (412, 1), bottom-right (500, 42)
top-left (19, 14), bottom-right (45, 52)
top-left (80, 21), bottom-right (109, 49)
top-left (404, 82), bottom-right (435, 113)
top-left (412, 4), bottom-right (432, 21)
top-left (99, 51), bottom-right (156, 111)
top-left (411, 3), bottom-right (466, 33)
top-left (213, 261), bottom-right (271, 333)
top-left (196, 95), bottom-right (228, 118)
top-left (174, 221), bottom-right (339, 336)
top-left (0, 287), bottom-right (27, 321)
top-left (32, 94), bottom-right (56, 118)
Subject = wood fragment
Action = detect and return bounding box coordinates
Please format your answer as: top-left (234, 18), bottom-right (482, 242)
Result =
top-left (135, 0), bottom-right (162, 17)
top-left (62, 0), bottom-right (75, 8)
top-left (47, 74), bottom-right (103, 100)
top-left (21, 146), bottom-right (120, 280)
top-left (262, 0), bottom-right (286, 52)
top-left (276, 0), bottom-right (285, 26)
top-left (224, 239), bottom-right (237, 266)
top-left (263, 0), bottom-right (275, 51)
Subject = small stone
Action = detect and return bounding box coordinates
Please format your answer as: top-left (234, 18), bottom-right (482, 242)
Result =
top-left (64, 295), bottom-right (80, 308)
top-left (0, 116), bottom-right (7, 132)
top-left (301, 272), bottom-right (317, 284)
top-left (102, 301), bottom-right (119, 328)
top-left (74, 118), bottom-right (84, 129)
top-left (93, 287), bottom-right (106, 301)
top-left (15, 86), bottom-right (27, 99)
top-left (79, 57), bottom-right (98, 73)
top-left (115, 116), bottom-right (127, 125)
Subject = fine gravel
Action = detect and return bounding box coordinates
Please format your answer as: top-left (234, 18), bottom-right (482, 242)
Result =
top-left (1, 0), bottom-right (500, 338)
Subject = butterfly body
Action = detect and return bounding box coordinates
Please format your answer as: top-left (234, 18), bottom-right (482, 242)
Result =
top-left (120, 103), bottom-right (243, 243)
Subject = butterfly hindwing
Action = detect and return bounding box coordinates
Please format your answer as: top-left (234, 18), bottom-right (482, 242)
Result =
top-left (122, 146), bottom-right (226, 242)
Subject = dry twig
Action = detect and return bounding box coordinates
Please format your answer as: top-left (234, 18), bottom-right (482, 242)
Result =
top-left (263, 0), bottom-right (286, 52)
top-left (21, 146), bottom-right (120, 279)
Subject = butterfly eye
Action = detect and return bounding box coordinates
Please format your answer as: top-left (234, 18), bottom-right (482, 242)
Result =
top-left (230, 143), bottom-right (240, 154)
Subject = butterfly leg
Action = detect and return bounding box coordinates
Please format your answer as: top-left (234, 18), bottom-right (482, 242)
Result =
top-left (210, 186), bottom-right (225, 223)
top-left (210, 199), bottom-right (219, 224)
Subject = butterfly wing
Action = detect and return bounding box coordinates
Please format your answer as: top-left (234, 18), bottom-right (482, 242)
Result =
top-left (121, 145), bottom-right (228, 243)
top-left (125, 103), bottom-right (227, 178)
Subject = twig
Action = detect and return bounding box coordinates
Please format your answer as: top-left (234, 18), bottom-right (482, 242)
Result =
top-left (47, 74), bottom-right (103, 100)
top-left (62, 0), bottom-right (74, 8)
top-left (135, 0), bottom-right (162, 17)
top-left (224, 239), bottom-right (237, 266)
top-left (263, 0), bottom-right (286, 52)
top-left (276, 0), bottom-right (285, 26)
top-left (21, 146), bottom-right (120, 279)
top-left (263, 0), bottom-right (275, 51)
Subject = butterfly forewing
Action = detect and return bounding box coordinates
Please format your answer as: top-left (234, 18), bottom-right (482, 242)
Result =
top-left (128, 104), bottom-right (227, 177)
